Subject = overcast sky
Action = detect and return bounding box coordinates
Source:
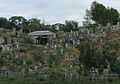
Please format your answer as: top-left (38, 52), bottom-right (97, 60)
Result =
top-left (0, 0), bottom-right (120, 25)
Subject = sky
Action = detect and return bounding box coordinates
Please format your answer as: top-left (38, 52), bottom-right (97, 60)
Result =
top-left (0, 0), bottom-right (120, 25)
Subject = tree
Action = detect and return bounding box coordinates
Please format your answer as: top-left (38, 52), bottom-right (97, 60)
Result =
top-left (86, 1), bottom-right (119, 26)
top-left (108, 8), bottom-right (119, 25)
top-left (51, 23), bottom-right (65, 32)
top-left (79, 40), bottom-right (107, 74)
top-left (103, 41), bottom-right (120, 73)
top-left (9, 16), bottom-right (27, 30)
top-left (111, 60), bottom-right (120, 74)
top-left (64, 20), bottom-right (79, 32)
top-left (83, 9), bottom-right (93, 27)
top-left (27, 18), bottom-right (41, 32)
top-left (0, 17), bottom-right (11, 29)
top-left (79, 37), bottom-right (120, 74)
top-left (90, 1), bottom-right (107, 25)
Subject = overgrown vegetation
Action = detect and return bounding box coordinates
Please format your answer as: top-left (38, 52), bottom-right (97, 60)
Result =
top-left (0, 1), bottom-right (120, 84)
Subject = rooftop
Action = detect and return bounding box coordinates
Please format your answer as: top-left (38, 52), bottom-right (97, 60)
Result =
top-left (28, 31), bottom-right (55, 36)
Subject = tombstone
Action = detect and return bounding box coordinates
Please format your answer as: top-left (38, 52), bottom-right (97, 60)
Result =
top-left (60, 48), bottom-right (64, 55)
top-left (16, 43), bottom-right (19, 49)
top-left (56, 25), bottom-right (59, 31)
top-left (107, 23), bottom-right (111, 27)
top-left (87, 29), bottom-right (90, 34)
top-left (117, 22), bottom-right (120, 26)
top-left (65, 43), bottom-right (68, 48)
top-left (98, 24), bottom-right (102, 29)
top-left (54, 44), bottom-right (57, 49)
top-left (76, 31), bottom-right (79, 37)
top-left (69, 34), bottom-right (71, 38)
top-left (70, 30), bottom-right (73, 34)
top-left (89, 67), bottom-right (98, 80)
top-left (72, 40), bottom-right (75, 46)
top-left (77, 40), bottom-right (80, 45)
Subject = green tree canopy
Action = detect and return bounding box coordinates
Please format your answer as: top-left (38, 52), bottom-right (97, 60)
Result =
top-left (64, 20), bottom-right (79, 32)
top-left (27, 18), bottom-right (41, 32)
top-left (0, 17), bottom-right (11, 29)
top-left (9, 16), bottom-right (27, 30)
top-left (86, 1), bottom-right (119, 26)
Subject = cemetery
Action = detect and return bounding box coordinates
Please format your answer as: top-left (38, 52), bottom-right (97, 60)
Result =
top-left (0, 1), bottom-right (120, 84)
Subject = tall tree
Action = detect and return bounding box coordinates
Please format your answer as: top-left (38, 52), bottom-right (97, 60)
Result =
top-left (0, 17), bottom-right (10, 29)
top-left (65, 20), bottom-right (79, 32)
top-left (9, 16), bottom-right (27, 30)
top-left (51, 23), bottom-right (65, 32)
top-left (86, 1), bottom-right (119, 26)
top-left (90, 1), bottom-right (107, 25)
top-left (27, 18), bottom-right (41, 32)
top-left (108, 8), bottom-right (119, 25)
top-left (79, 40), bottom-right (107, 74)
